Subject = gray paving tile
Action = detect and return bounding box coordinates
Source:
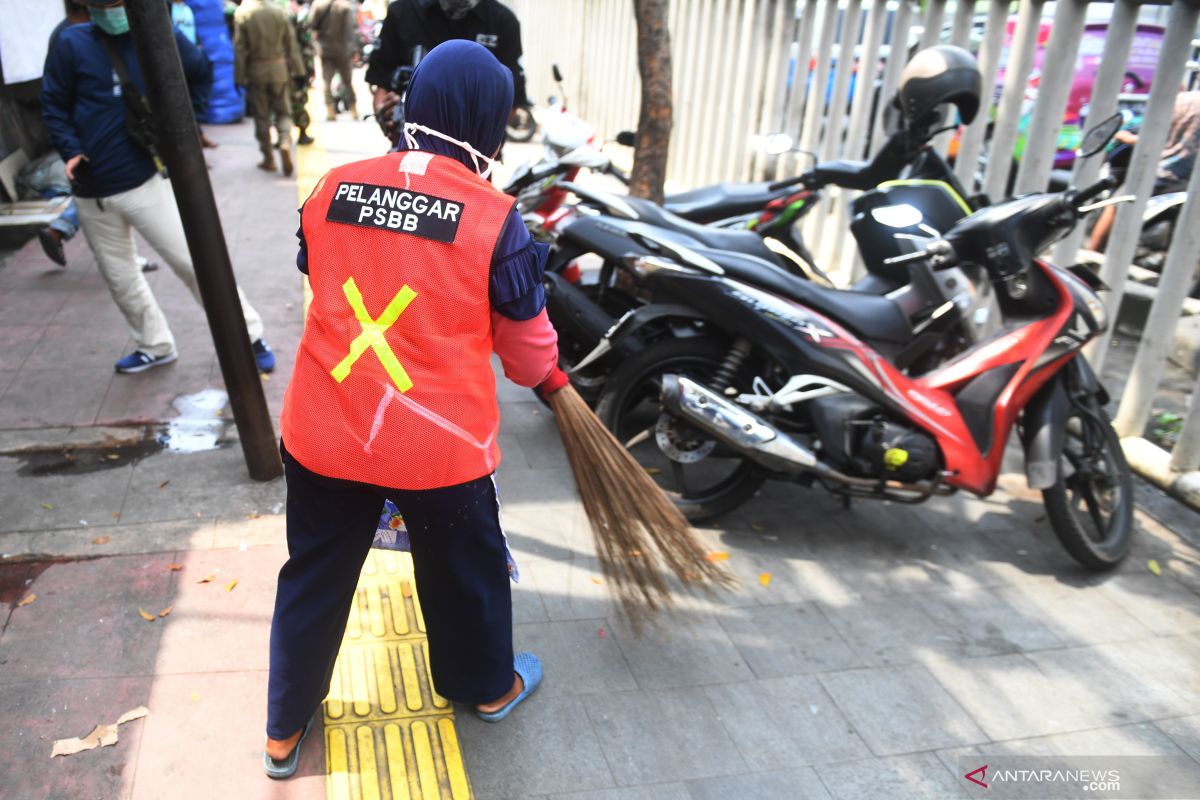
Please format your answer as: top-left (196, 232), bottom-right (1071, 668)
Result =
top-left (514, 619), bottom-right (637, 696)
top-left (816, 753), bottom-right (968, 800)
top-left (717, 602), bottom-right (863, 678)
top-left (1155, 715), bottom-right (1200, 760)
top-left (818, 664), bottom-right (988, 756)
top-left (995, 578), bottom-right (1155, 646)
top-left (522, 556), bottom-right (619, 622)
top-left (550, 784), bottom-right (692, 800)
top-left (0, 531), bottom-right (36, 558)
top-left (457, 694), bottom-right (614, 797)
top-left (0, 459), bottom-right (133, 534)
top-left (912, 588), bottom-right (1066, 657)
top-left (609, 611), bottom-right (753, 689)
top-left (1097, 574), bottom-right (1200, 636)
top-left (584, 688), bottom-right (747, 785)
top-left (919, 652), bottom-right (1121, 740)
top-left (1031, 635), bottom-right (1200, 716)
top-left (686, 767), bottom-right (833, 800)
top-left (704, 676), bottom-right (870, 770)
top-left (31, 518), bottom-right (215, 558)
top-left (818, 596), bottom-right (950, 667)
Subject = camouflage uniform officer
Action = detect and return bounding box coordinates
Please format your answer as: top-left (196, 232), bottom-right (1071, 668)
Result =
top-left (285, 1), bottom-right (316, 145)
top-left (234, 0), bottom-right (305, 174)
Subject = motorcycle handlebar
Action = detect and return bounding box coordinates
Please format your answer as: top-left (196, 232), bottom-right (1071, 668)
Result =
top-left (1071, 176), bottom-right (1117, 208)
top-left (767, 172), bottom-right (814, 192)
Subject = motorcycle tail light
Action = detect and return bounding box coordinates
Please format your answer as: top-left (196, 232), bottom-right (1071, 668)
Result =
top-left (563, 261), bottom-right (582, 284)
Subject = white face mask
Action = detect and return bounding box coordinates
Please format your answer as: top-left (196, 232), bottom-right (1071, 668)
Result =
top-left (403, 122), bottom-right (498, 181)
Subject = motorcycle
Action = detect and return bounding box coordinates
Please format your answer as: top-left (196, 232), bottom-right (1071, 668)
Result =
top-left (588, 113), bottom-right (1134, 571)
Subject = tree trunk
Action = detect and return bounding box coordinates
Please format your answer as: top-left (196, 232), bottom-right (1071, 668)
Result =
top-left (630, 0), bottom-right (672, 203)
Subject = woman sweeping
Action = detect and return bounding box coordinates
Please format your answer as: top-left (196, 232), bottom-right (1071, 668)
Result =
top-left (263, 40), bottom-right (568, 778)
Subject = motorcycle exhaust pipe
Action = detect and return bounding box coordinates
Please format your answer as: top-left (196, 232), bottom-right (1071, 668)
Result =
top-left (661, 375), bottom-right (821, 475)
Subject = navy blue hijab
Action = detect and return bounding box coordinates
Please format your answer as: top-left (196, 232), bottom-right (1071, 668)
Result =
top-left (402, 40), bottom-right (514, 170)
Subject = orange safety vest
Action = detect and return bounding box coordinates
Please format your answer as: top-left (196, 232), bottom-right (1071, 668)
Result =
top-left (281, 151), bottom-right (514, 489)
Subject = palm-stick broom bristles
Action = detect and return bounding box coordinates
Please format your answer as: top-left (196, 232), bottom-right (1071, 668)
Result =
top-left (546, 383), bottom-right (733, 625)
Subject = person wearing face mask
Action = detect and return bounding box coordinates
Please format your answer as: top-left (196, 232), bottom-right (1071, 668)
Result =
top-left (41, 0), bottom-right (276, 375)
top-left (263, 40), bottom-right (564, 778)
top-left (365, 0), bottom-right (528, 144)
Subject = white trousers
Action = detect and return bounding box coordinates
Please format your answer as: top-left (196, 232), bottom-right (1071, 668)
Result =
top-left (76, 174), bottom-right (265, 358)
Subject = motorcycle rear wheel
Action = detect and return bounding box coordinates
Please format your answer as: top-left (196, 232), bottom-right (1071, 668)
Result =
top-left (1042, 399), bottom-right (1133, 570)
top-left (595, 337), bottom-right (764, 521)
top-left (506, 107), bottom-right (537, 143)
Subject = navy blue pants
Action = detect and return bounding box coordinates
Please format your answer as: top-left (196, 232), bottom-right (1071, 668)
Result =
top-left (266, 442), bottom-right (514, 739)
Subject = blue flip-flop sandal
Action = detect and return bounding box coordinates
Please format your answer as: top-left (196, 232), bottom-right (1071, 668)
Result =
top-left (263, 717), bottom-right (314, 779)
top-left (476, 652), bottom-right (543, 722)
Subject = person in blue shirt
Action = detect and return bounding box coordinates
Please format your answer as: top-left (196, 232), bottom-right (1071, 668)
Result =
top-left (41, 0), bottom-right (276, 374)
top-left (170, 0), bottom-right (197, 44)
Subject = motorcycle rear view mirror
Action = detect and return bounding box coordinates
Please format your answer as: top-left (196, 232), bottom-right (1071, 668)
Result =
top-left (616, 131), bottom-right (637, 147)
top-left (552, 63), bottom-right (564, 83)
top-left (757, 133), bottom-right (794, 155)
top-left (1078, 112), bottom-right (1124, 158)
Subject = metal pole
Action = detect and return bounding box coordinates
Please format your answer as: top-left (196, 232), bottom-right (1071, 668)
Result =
top-left (817, 0), bottom-right (863, 277)
top-left (933, 0), bottom-right (980, 155)
top-left (982, 0), bottom-right (1044, 201)
top-left (1052, 0), bottom-right (1139, 265)
top-left (1112, 162), bottom-right (1200, 438)
top-left (1171, 371), bottom-right (1200, 473)
top-left (954, 0), bottom-right (1010, 192)
top-left (871, 0), bottom-right (915, 154)
top-left (919, 0), bottom-right (947, 48)
top-left (786, 0), bottom-right (820, 176)
top-left (124, 0), bottom-right (282, 482)
top-left (1012, 0), bottom-right (1088, 195)
top-left (1085, 0), bottom-right (1200, 372)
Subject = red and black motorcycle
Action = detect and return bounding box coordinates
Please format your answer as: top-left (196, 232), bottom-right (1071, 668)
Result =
top-left (593, 115), bottom-right (1134, 570)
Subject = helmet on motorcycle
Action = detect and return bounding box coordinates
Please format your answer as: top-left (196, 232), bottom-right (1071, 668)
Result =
top-left (896, 45), bottom-right (982, 133)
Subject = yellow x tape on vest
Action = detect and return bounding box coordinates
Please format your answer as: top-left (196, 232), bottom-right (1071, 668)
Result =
top-left (331, 277), bottom-right (417, 392)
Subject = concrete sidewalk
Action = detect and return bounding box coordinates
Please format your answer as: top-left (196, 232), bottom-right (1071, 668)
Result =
top-left (2, 111), bottom-right (1199, 800)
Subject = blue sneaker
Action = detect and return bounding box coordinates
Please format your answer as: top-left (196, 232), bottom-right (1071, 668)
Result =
top-left (114, 350), bottom-right (177, 374)
top-left (253, 339), bottom-right (276, 373)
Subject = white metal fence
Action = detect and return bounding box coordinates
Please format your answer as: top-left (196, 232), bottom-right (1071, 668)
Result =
top-left (506, 0), bottom-right (1200, 503)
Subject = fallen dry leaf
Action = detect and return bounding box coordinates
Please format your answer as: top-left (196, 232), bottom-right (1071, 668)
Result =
top-left (196, 574), bottom-right (215, 584)
top-left (92, 536), bottom-right (111, 546)
top-left (105, 454), bottom-right (120, 461)
top-left (189, 693), bottom-right (200, 704)
top-left (246, 512), bottom-right (260, 520)
top-left (41, 503), bottom-right (55, 510)
top-left (166, 563), bottom-right (183, 572)
top-left (590, 577), bottom-right (602, 585)
top-left (158, 606), bottom-right (173, 618)
top-left (705, 551), bottom-right (731, 562)
top-left (260, 373), bottom-right (271, 381)
top-left (111, 512), bottom-right (120, 521)
top-left (1148, 559), bottom-right (1162, 576)
top-left (400, 583), bottom-right (412, 598)
top-left (750, 523), bottom-right (765, 532)
top-left (18, 593), bottom-right (37, 607)
top-left (643, 466), bottom-right (662, 476)
top-left (51, 706), bottom-right (149, 758)
top-left (224, 578), bottom-right (238, 592)
top-left (157, 480), bottom-right (170, 490)
top-left (137, 608), bottom-right (156, 622)
top-left (759, 572), bottom-right (773, 588)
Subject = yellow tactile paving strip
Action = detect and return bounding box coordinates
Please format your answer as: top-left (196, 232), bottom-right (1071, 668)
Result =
top-left (323, 549), bottom-right (473, 800)
top-left (297, 98), bottom-right (472, 800)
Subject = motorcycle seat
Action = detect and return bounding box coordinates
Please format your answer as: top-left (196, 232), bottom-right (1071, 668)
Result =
top-left (623, 197), bottom-right (784, 266)
top-left (664, 181), bottom-right (788, 221)
top-left (697, 248), bottom-right (914, 345)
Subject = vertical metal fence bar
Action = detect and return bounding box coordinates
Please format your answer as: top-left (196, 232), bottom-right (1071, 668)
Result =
top-left (817, 0), bottom-right (863, 276)
top-left (695, 0), bottom-right (733, 184)
top-left (719, 0), bottom-right (760, 181)
top-left (982, 0), bottom-right (1043, 200)
top-left (1012, 0), bottom-right (1088, 195)
top-left (709, 0), bottom-right (751, 183)
top-left (1052, 0), bottom-right (1139, 265)
top-left (671, 0), bottom-right (706, 184)
top-left (1171, 373), bottom-right (1200, 473)
top-left (683, 0), bottom-right (719, 184)
top-left (784, 0), bottom-right (819, 176)
top-left (933, 0), bottom-right (982, 155)
top-left (1085, 0), bottom-right (1200, 371)
top-left (798, 0), bottom-right (838, 159)
top-left (1113, 163), bottom-right (1200, 438)
top-left (740, 0), bottom-right (778, 181)
top-left (835, 0), bottom-right (888, 280)
top-left (954, 0), bottom-right (1010, 191)
top-left (872, 0), bottom-right (915, 154)
top-left (919, 0), bottom-right (947, 48)
top-left (751, 0), bottom-right (793, 180)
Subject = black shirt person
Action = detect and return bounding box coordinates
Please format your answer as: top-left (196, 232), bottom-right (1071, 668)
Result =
top-left (367, 0), bottom-right (527, 140)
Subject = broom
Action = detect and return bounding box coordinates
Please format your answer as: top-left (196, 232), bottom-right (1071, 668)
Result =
top-left (544, 380), bottom-right (733, 622)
